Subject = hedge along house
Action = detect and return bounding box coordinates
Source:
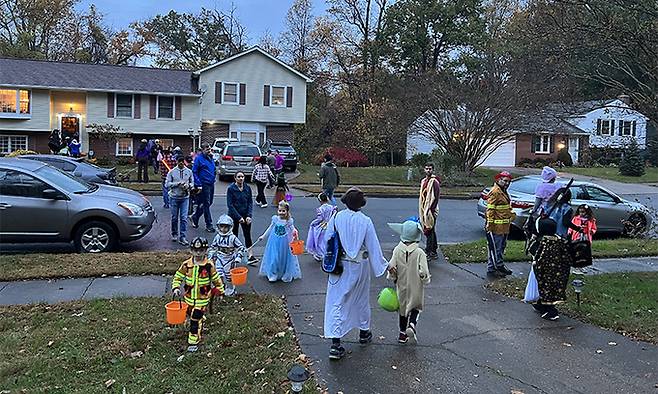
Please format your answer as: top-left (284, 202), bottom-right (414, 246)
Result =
top-left (0, 46), bottom-right (311, 158)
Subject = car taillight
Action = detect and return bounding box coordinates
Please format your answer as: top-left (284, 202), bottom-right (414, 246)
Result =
top-left (480, 192), bottom-right (489, 200)
top-left (222, 155), bottom-right (233, 161)
top-left (253, 156), bottom-right (260, 161)
top-left (511, 201), bottom-right (533, 209)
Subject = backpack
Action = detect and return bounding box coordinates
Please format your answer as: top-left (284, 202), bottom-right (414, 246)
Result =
top-left (322, 214), bottom-right (344, 275)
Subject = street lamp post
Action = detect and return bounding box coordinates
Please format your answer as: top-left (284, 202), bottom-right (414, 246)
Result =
top-left (188, 128), bottom-right (202, 150)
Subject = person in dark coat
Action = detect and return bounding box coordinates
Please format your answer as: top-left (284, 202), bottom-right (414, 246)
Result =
top-left (227, 171), bottom-right (258, 264)
top-left (135, 139), bottom-right (150, 183)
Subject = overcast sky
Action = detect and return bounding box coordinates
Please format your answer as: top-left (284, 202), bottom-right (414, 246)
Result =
top-left (78, 0), bottom-right (329, 43)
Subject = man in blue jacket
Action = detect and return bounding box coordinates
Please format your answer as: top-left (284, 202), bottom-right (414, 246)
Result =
top-left (191, 143), bottom-right (217, 232)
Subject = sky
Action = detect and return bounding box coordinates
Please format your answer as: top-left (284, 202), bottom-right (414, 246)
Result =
top-left (78, 0), bottom-right (329, 43)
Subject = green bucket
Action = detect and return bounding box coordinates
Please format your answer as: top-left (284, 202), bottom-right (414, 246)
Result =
top-left (377, 287), bottom-right (399, 312)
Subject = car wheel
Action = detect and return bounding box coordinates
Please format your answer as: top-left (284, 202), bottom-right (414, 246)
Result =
top-left (74, 221), bottom-right (117, 253)
top-left (623, 213), bottom-right (647, 237)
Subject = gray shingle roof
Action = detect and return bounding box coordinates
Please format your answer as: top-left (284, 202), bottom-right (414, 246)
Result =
top-left (0, 58), bottom-right (199, 95)
top-left (514, 110), bottom-right (587, 135)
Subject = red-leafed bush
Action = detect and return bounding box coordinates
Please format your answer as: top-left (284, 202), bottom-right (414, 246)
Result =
top-left (314, 147), bottom-right (369, 167)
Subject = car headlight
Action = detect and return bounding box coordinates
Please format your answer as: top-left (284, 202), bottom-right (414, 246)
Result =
top-left (118, 202), bottom-right (145, 216)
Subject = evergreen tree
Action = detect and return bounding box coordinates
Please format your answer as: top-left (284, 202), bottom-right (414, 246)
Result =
top-left (619, 139), bottom-right (645, 177)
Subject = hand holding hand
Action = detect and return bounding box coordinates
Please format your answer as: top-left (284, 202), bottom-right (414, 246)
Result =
top-left (387, 266), bottom-right (397, 276)
top-left (245, 217), bottom-right (252, 225)
top-left (239, 217), bottom-right (245, 224)
top-left (172, 288), bottom-right (181, 297)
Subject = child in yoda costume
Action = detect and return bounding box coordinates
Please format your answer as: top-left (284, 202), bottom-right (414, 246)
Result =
top-left (387, 219), bottom-right (431, 344)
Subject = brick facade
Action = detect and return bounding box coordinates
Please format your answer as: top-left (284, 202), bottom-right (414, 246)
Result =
top-left (265, 125), bottom-right (294, 143)
top-left (201, 122), bottom-right (229, 145)
top-left (515, 133), bottom-right (589, 164)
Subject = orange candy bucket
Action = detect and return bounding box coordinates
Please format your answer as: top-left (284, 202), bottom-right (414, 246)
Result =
top-left (230, 267), bottom-right (249, 286)
top-left (165, 300), bottom-right (188, 325)
top-left (290, 240), bottom-right (305, 255)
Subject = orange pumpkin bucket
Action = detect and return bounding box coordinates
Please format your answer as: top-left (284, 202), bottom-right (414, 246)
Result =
top-left (165, 300), bottom-right (188, 325)
top-left (290, 240), bottom-right (305, 255)
top-left (230, 267), bottom-right (249, 286)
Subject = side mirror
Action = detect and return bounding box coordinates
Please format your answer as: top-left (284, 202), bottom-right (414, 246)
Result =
top-left (42, 189), bottom-right (62, 200)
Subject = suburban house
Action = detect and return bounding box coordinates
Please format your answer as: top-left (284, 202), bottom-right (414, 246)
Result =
top-left (0, 46), bottom-right (311, 158)
top-left (406, 95), bottom-right (650, 167)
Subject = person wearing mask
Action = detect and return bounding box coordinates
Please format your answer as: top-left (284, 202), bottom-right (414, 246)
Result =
top-left (191, 143), bottom-right (217, 233)
top-left (165, 156), bottom-right (194, 245)
top-left (135, 139), bottom-right (150, 183)
top-left (226, 172), bottom-right (258, 264)
top-left (418, 163), bottom-right (440, 260)
top-left (318, 154), bottom-right (340, 205)
top-left (485, 171), bottom-right (515, 278)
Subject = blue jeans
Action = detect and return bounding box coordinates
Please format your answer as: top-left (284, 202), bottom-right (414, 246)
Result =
top-left (170, 197), bottom-right (189, 239)
top-left (192, 182), bottom-right (214, 229)
top-left (162, 182), bottom-right (169, 207)
top-left (323, 187), bottom-right (336, 205)
top-left (486, 232), bottom-right (508, 272)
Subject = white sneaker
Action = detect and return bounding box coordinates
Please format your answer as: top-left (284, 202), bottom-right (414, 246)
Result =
top-left (187, 345), bottom-right (198, 352)
top-left (224, 285), bottom-right (236, 297)
top-left (261, 203), bottom-right (268, 208)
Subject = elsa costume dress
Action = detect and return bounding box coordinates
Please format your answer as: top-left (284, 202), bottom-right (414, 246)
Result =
top-left (258, 215), bottom-right (302, 282)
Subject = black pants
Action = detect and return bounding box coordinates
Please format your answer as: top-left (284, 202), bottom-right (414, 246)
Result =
top-left (533, 302), bottom-right (558, 315)
top-left (425, 224), bottom-right (437, 256)
top-left (255, 180), bottom-right (267, 205)
top-left (137, 160), bottom-right (149, 183)
top-left (399, 309), bottom-right (420, 332)
top-left (232, 218), bottom-right (253, 248)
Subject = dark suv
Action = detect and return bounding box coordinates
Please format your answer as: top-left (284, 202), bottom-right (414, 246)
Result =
top-left (261, 140), bottom-right (298, 172)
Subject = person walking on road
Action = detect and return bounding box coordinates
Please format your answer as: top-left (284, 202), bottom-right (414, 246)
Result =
top-left (273, 150), bottom-right (285, 174)
top-left (227, 172), bottom-right (258, 264)
top-left (191, 143), bottom-right (217, 233)
top-left (252, 156), bottom-right (275, 208)
top-left (319, 154), bottom-right (340, 204)
top-left (418, 163), bottom-right (440, 260)
top-left (160, 149), bottom-right (177, 209)
top-left (485, 171), bottom-right (515, 278)
top-left (166, 156), bottom-right (194, 245)
top-left (135, 139), bottom-right (150, 183)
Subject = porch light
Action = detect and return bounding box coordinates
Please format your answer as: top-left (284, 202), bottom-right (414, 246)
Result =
top-left (572, 279), bottom-right (585, 307)
top-left (287, 364), bottom-right (310, 393)
top-left (557, 142), bottom-right (566, 150)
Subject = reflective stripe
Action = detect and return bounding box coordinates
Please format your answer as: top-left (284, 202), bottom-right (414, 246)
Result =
top-left (192, 265), bottom-right (199, 299)
top-left (487, 219), bottom-right (511, 224)
top-left (486, 204), bottom-right (511, 210)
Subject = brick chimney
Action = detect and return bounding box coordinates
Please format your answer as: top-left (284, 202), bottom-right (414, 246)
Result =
top-left (617, 94), bottom-right (631, 105)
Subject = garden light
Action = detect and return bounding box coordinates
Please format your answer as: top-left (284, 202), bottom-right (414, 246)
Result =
top-left (287, 364), bottom-right (310, 393)
top-left (572, 279), bottom-right (585, 306)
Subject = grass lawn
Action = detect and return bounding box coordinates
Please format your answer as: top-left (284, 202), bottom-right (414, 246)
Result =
top-left (442, 238), bottom-right (658, 264)
top-left (0, 251), bottom-right (187, 281)
top-left (488, 272), bottom-right (658, 344)
top-left (118, 181), bottom-right (162, 193)
top-left (565, 166), bottom-right (658, 183)
top-left (292, 184), bottom-right (482, 197)
top-left (0, 295), bottom-right (316, 393)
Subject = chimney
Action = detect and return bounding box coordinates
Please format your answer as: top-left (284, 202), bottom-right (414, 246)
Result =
top-left (617, 94), bottom-right (631, 105)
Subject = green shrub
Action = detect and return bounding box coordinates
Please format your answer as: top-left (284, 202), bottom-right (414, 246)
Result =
top-left (409, 153), bottom-right (431, 169)
top-left (557, 148), bottom-right (573, 166)
top-left (619, 140), bottom-right (646, 176)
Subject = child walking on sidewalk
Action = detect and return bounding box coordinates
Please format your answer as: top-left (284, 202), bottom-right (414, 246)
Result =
top-left (306, 193), bottom-right (336, 261)
top-left (208, 214), bottom-right (246, 296)
top-left (258, 201), bottom-right (302, 283)
top-left (387, 219), bottom-right (431, 344)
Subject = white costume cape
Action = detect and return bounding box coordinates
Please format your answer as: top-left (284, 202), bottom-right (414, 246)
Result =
top-left (323, 209), bottom-right (388, 339)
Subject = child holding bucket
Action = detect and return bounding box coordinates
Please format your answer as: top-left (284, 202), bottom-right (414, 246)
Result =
top-left (306, 193), bottom-right (336, 261)
top-left (208, 214), bottom-right (247, 297)
top-left (257, 201), bottom-right (302, 282)
top-left (387, 219), bottom-right (431, 344)
top-left (172, 237), bottom-right (225, 352)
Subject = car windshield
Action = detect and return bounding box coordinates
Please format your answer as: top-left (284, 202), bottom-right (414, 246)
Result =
top-left (34, 164), bottom-right (96, 194)
top-left (226, 146), bottom-right (260, 156)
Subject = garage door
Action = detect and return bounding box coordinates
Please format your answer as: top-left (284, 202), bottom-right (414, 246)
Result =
top-left (478, 139), bottom-right (516, 167)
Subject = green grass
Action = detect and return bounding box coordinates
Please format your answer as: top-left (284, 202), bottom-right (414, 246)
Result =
top-left (0, 295), bottom-right (316, 393)
top-left (565, 166), bottom-right (658, 183)
top-left (442, 238), bottom-right (658, 264)
top-left (488, 272), bottom-right (658, 344)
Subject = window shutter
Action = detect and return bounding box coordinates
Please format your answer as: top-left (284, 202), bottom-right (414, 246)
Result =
top-left (549, 136), bottom-right (555, 153)
top-left (107, 93), bottom-right (115, 118)
top-left (596, 119), bottom-right (601, 135)
top-left (531, 135), bottom-right (537, 153)
top-left (619, 120), bottom-right (624, 136)
top-left (133, 94), bottom-right (141, 119)
top-left (610, 120), bottom-right (615, 136)
top-left (286, 86), bottom-right (293, 107)
top-left (632, 121), bottom-right (636, 136)
top-left (263, 85), bottom-right (270, 106)
top-left (215, 81), bottom-right (222, 104)
top-left (175, 96), bottom-right (182, 120)
top-left (239, 83), bottom-right (246, 105)
top-left (149, 95), bottom-right (156, 119)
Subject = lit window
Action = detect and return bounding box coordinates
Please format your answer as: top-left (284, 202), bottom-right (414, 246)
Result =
top-left (0, 135), bottom-right (28, 154)
top-left (271, 86), bottom-right (286, 106)
top-left (0, 89), bottom-right (30, 116)
top-left (157, 96), bottom-right (174, 119)
top-left (116, 138), bottom-right (133, 156)
top-left (115, 94), bottom-right (133, 117)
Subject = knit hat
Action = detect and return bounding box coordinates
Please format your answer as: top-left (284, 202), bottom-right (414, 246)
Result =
top-left (388, 220), bottom-right (423, 243)
top-left (341, 187), bottom-right (366, 211)
top-left (494, 171), bottom-right (512, 181)
top-left (541, 166), bottom-right (557, 183)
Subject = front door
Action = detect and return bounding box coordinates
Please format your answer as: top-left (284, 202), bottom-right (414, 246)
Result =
top-left (60, 115), bottom-right (80, 144)
top-left (568, 137), bottom-right (579, 164)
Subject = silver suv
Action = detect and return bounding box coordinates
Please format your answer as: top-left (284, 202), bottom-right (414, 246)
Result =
top-left (217, 142), bottom-right (262, 181)
top-left (0, 158), bottom-right (155, 253)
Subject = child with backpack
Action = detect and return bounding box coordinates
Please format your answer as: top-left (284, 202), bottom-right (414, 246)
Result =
top-left (306, 193), bottom-right (336, 261)
top-left (257, 201), bottom-right (302, 283)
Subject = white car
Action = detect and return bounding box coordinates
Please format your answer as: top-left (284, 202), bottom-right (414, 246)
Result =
top-left (211, 138), bottom-right (239, 162)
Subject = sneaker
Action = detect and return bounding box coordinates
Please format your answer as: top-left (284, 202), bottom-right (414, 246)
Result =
top-left (497, 265), bottom-right (513, 275)
top-left (406, 322), bottom-right (418, 343)
top-left (205, 227), bottom-right (216, 233)
top-left (190, 218), bottom-right (199, 229)
top-left (329, 345), bottom-right (346, 360)
top-left (261, 203), bottom-right (268, 208)
top-left (427, 253), bottom-right (438, 261)
top-left (224, 285), bottom-right (236, 297)
top-left (358, 330), bottom-right (373, 345)
top-left (398, 332), bottom-right (409, 344)
top-left (487, 270), bottom-right (506, 278)
top-left (247, 256), bottom-right (259, 266)
top-left (313, 254), bottom-right (323, 262)
top-left (178, 238), bottom-right (189, 246)
top-left (187, 345), bottom-right (198, 353)
top-left (171, 235), bottom-right (178, 242)
top-left (541, 311), bottom-right (560, 321)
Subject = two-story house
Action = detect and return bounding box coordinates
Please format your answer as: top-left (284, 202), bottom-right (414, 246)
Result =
top-left (0, 46), bottom-right (311, 158)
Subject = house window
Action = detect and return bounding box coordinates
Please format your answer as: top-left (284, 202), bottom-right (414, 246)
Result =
top-left (115, 94), bottom-right (133, 117)
top-left (159, 138), bottom-right (174, 149)
top-left (157, 96), bottom-right (174, 119)
top-left (619, 120), bottom-right (636, 136)
top-left (0, 89), bottom-right (30, 116)
top-left (271, 86), bottom-right (286, 106)
top-left (597, 119), bottom-right (613, 135)
top-left (534, 135), bottom-right (551, 154)
top-left (222, 82), bottom-right (239, 104)
top-left (0, 135), bottom-right (28, 154)
top-left (116, 138), bottom-right (133, 156)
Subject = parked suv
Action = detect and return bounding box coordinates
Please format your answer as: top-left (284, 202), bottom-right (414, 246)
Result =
top-left (0, 158), bottom-right (155, 253)
top-left (211, 137), bottom-right (239, 163)
top-left (19, 154), bottom-right (117, 185)
top-left (261, 140), bottom-right (298, 172)
top-left (217, 142), bottom-right (262, 181)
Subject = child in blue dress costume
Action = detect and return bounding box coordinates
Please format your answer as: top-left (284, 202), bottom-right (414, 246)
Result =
top-left (258, 201), bottom-right (302, 282)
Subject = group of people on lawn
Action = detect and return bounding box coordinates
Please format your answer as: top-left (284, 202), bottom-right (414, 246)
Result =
top-left (169, 154), bottom-right (592, 358)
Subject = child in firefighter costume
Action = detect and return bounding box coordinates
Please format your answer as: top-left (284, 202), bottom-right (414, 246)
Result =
top-left (172, 237), bottom-right (224, 352)
top-left (208, 214), bottom-right (247, 296)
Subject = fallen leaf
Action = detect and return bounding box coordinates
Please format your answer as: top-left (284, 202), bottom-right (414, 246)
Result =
top-left (275, 331), bottom-right (286, 338)
top-left (378, 336), bottom-right (386, 340)
top-left (47, 341), bottom-right (54, 347)
top-left (608, 342), bottom-right (617, 346)
top-left (102, 318), bottom-right (108, 322)
top-left (596, 349), bottom-right (603, 354)
top-left (415, 377), bottom-right (421, 382)
top-left (482, 298), bottom-right (488, 301)
top-left (474, 374), bottom-right (479, 378)
top-left (207, 353), bottom-right (213, 357)
top-left (105, 379), bottom-right (116, 388)
top-left (392, 365), bottom-right (397, 370)
top-left (562, 342), bottom-right (572, 347)
top-left (511, 390), bottom-right (525, 394)
top-left (129, 351), bottom-right (143, 358)
top-left (297, 354), bottom-right (307, 362)
top-left (176, 355), bottom-right (185, 362)
top-left (71, 312), bottom-right (84, 317)
top-left (253, 368), bottom-right (266, 376)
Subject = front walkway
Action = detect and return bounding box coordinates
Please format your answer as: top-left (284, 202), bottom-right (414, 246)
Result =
top-left (1, 253), bottom-right (656, 393)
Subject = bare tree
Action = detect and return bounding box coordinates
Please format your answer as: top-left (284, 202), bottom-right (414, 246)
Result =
top-left (259, 30), bottom-right (282, 58)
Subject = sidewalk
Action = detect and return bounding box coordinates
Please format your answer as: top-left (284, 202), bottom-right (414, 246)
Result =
top-left (1, 254), bottom-right (656, 393)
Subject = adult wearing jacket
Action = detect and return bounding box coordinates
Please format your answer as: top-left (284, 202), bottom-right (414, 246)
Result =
top-left (418, 163), bottom-right (440, 260)
top-left (135, 139), bottom-right (150, 183)
top-left (485, 171), bottom-right (516, 277)
top-left (191, 143), bottom-right (217, 233)
top-left (166, 156), bottom-right (194, 245)
top-left (227, 172), bottom-right (258, 264)
top-left (319, 154), bottom-right (340, 204)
